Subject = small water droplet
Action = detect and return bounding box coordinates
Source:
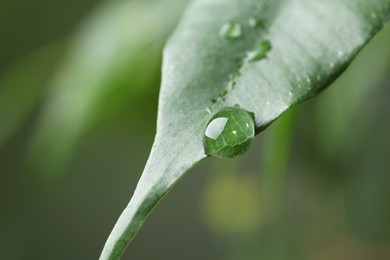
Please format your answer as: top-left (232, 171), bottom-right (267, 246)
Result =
top-left (338, 51), bottom-right (343, 56)
top-left (247, 40), bottom-right (272, 62)
top-left (330, 62), bottom-right (335, 68)
top-left (371, 12), bottom-right (378, 19)
top-left (219, 89), bottom-right (228, 98)
top-left (204, 107), bottom-right (255, 158)
top-left (288, 91), bottom-right (293, 96)
top-left (266, 102), bottom-right (270, 106)
top-left (316, 75), bottom-right (322, 81)
top-left (306, 78), bottom-right (311, 83)
top-left (248, 17), bottom-right (261, 28)
top-left (220, 22), bottom-right (242, 40)
top-left (298, 84), bottom-right (302, 88)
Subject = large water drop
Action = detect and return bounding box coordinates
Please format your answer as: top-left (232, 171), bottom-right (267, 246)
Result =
top-left (204, 107), bottom-right (255, 158)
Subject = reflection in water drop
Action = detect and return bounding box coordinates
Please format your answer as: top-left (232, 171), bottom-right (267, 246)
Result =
top-left (205, 117), bottom-right (228, 140)
top-left (204, 107), bottom-right (255, 158)
top-left (220, 22), bottom-right (242, 40)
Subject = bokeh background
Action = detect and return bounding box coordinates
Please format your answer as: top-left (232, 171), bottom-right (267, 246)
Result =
top-left (1, 0), bottom-right (390, 259)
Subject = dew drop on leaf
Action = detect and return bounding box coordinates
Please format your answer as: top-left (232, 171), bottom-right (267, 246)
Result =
top-left (246, 40), bottom-right (272, 62)
top-left (220, 22), bottom-right (242, 40)
top-left (248, 17), bottom-right (262, 28)
top-left (204, 107), bottom-right (255, 158)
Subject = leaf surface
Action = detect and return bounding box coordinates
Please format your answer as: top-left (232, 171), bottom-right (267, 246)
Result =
top-left (101, 0), bottom-right (390, 258)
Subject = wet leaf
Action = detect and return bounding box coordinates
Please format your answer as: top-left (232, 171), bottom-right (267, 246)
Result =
top-left (101, 0), bottom-right (390, 258)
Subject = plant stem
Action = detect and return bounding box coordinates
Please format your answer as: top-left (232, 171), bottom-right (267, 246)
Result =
top-left (261, 107), bottom-right (298, 260)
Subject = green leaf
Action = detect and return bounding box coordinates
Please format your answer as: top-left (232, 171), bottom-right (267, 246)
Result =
top-left (0, 43), bottom-right (66, 148)
top-left (100, 0), bottom-right (390, 258)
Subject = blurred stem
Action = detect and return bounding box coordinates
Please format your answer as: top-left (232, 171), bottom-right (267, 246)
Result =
top-left (263, 108), bottom-right (297, 187)
top-left (261, 107), bottom-right (298, 260)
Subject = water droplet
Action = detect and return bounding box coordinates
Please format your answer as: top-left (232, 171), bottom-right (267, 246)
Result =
top-left (316, 75), bottom-right (322, 81)
top-left (288, 91), bottom-right (293, 96)
top-left (219, 89), bottom-right (228, 98)
top-left (330, 62), bottom-right (335, 68)
top-left (306, 78), bottom-right (311, 83)
top-left (371, 12), bottom-right (377, 19)
top-left (221, 22), bottom-right (242, 40)
top-left (338, 51), bottom-right (343, 56)
top-left (204, 107), bottom-right (255, 158)
top-left (247, 40), bottom-right (272, 62)
top-left (248, 17), bottom-right (262, 28)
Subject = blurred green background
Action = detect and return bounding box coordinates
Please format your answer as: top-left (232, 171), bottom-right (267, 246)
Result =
top-left (1, 0), bottom-right (390, 259)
